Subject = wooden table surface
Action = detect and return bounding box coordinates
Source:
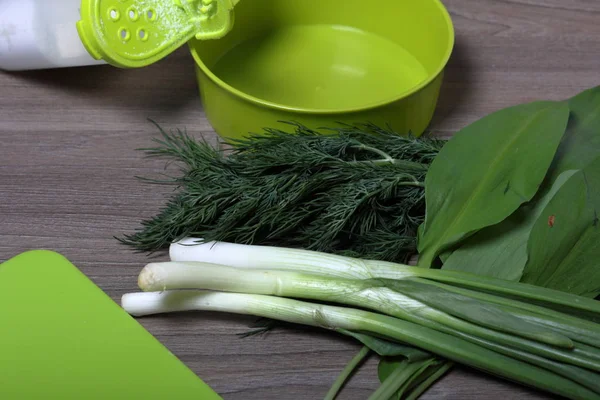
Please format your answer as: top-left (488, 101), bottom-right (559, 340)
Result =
top-left (1, 0), bottom-right (598, 398)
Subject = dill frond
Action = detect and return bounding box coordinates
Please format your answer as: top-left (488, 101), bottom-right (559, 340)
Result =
top-left (118, 122), bottom-right (445, 262)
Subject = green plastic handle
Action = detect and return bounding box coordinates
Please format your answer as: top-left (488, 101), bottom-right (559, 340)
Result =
top-left (77, 0), bottom-right (238, 68)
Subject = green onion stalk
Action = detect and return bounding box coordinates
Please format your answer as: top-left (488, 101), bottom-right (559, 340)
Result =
top-left (121, 238), bottom-right (600, 399)
top-left (123, 291), bottom-right (599, 400)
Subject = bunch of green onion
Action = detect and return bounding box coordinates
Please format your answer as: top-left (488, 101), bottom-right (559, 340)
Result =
top-left (122, 238), bottom-right (600, 400)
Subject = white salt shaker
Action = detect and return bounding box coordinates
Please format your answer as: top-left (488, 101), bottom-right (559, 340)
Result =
top-left (0, 0), bottom-right (106, 71)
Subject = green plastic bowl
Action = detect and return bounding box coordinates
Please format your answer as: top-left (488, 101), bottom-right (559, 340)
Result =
top-left (189, 0), bottom-right (454, 140)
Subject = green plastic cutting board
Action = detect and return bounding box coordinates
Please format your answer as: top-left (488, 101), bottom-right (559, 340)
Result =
top-left (0, 250), bottom-right (222, 400)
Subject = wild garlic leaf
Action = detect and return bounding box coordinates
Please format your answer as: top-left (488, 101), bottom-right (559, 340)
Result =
top-left (548, 86), bottom-right (600, 184)
top-left (522, 156), bottom-right (600, 297)
top-left (442, 170), bottom-right (577, 280)
top-left (417, 101), bottom-right (570, 267)
top-left (440, 86), bottom-right (600, 282)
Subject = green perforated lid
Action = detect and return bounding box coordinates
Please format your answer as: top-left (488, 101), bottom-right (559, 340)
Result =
top-left (76, 0), bottom-right (239, 68)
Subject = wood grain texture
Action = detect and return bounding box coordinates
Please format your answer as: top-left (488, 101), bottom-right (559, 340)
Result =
top-left (0, 0), bottom-right (597, 398)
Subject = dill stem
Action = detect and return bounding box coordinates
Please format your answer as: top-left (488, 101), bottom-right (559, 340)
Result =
top-left (397, 181), bottom-right (425, 188)
top-left (352, 145), bottom-right (428, 187)
top-left (355, 144), bottom-right (395, 163)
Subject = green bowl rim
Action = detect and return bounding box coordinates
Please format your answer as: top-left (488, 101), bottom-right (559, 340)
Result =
top-left (188, 0), bottom-right (455, 115)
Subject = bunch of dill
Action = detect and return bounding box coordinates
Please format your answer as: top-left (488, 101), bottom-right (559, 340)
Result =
top-left (119, 122), bottom-right (445, 262)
